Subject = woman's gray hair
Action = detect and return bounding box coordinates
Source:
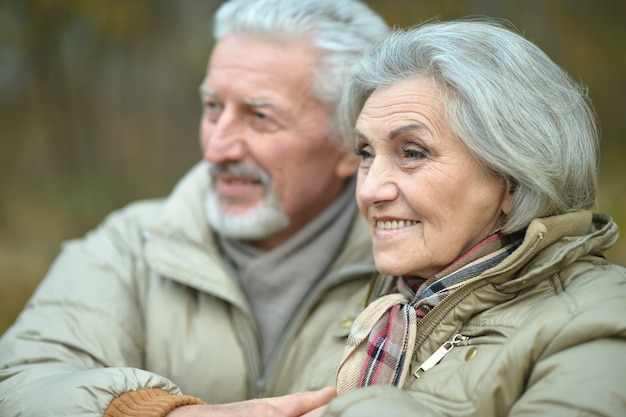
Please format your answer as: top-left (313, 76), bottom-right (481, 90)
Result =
top-left (341, 19), bottom-right (599, 232)
top-left (213, 0), bottom-right (389, 141)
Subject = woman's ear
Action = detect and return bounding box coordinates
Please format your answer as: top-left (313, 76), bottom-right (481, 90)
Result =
top-left (501, 180), bottom-right (517, 216)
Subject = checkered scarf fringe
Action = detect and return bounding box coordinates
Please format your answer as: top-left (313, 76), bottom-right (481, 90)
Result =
top-left (336, 230), bottom-right (523, 394)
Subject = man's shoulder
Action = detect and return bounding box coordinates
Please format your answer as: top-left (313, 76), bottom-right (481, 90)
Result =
top-left (100, 161), bottom-right (209, 237)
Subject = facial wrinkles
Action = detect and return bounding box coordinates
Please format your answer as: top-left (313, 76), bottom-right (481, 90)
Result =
top-left (359, 77), bottom-right (512, 279)
top-left (206, 36), bottom-right (316, 125)
top-left (420, 149), bottom-right (504, 269)
top-left (361, 93), bottom-right (446, 145)
top-left (204, 38), bottom-right (321, 153)
top-left (356, 80), bottom-right (451, 267)
top-left (241, 97), bottom-right (289, 126)
top-left (205, 75), bottom-right (289, 127)
top-left (357, 88), bottom-right (446, 184)
top-left (207, 35), bottom-right (352, 247)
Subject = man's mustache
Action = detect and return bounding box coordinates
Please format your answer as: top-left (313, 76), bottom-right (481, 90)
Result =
top-left (208, 163), bottom-right (272, 187)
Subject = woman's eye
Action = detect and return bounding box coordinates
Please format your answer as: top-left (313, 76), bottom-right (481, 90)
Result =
top-left (405, 148), bottom-right (425, 159)
top-left (353, 147), bottom-right (373, 160)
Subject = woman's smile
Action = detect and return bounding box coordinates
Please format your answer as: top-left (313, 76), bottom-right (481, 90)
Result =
top-left (374, 218), bottom-right (420, 230)
top-left (355, 77), bottom-right (512, 277)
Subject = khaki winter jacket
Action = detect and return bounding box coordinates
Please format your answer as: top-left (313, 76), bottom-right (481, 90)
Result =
top-left (0, 161), bottom-right (376, 416)
top-left (326, 211), bottom-right (626, 416)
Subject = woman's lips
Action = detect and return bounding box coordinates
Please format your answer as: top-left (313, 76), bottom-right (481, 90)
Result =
top-left (375, 219), bottom-right (419, 230)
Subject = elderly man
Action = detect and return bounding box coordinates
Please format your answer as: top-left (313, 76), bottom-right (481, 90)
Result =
top-left (0, 1), bottom-right (388, 416)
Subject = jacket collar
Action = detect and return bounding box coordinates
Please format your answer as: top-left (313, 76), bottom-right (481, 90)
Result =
top-left (490, 211), bottom-right (618, 293)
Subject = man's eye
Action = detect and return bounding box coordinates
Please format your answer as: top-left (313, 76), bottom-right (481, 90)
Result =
top-left (201, 101), bottom-right (222, 123)
top-left (204, 101), bottom-right (220, 110)
top-left (248, 110), bottom-right (281, 132)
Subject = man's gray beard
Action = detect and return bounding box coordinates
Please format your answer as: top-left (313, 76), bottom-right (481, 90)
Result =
top-left (204, 171), bottom-right (290, 241)
top-left (205, 192), bottom-right (290, 240)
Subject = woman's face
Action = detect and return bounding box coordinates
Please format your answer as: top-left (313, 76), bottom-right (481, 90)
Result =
top-left (354, 77), bottom-right (513, 278)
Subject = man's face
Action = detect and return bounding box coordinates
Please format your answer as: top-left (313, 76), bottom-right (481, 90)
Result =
top-left (199, 35), bottom-right (356, 249)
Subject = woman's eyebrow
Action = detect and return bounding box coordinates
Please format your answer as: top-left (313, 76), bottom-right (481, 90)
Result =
top-left (388, 123), bottom-right (429, 140)
top-left (355, 123), bottom-right (430, 142)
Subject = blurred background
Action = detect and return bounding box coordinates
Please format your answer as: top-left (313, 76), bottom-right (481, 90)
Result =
top-left (1, 0), bottom-right (625, 335)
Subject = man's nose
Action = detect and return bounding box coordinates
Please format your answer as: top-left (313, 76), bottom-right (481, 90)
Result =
top-left (202, 110), bottom-right (247, 163)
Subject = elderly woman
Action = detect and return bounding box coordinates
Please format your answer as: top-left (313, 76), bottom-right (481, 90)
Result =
top-left (330, 19), bottom-right (626, 416)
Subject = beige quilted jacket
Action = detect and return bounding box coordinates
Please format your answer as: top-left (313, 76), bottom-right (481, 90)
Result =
top-left (0, 161), bottom-right (376, 416)
top-left (327, 211), bottom-right (626, 416)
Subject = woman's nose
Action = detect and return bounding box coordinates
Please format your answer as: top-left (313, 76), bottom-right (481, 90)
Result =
top-left (357, 157), bottom-right (399, 206)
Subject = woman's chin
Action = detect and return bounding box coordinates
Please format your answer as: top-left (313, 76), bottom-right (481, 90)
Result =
top-left (374, 259), bottom-right (410, 277)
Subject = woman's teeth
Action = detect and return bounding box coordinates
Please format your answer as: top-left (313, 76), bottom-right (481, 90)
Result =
top-left (376, 220), bottom-right (418, 230)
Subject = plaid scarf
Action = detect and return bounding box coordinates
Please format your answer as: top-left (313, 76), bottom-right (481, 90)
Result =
top-left (336, 231), bottom-right (523, 394)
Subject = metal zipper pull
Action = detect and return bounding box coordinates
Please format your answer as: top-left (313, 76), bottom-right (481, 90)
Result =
top-left (413, 333), bottom-right (469, 378)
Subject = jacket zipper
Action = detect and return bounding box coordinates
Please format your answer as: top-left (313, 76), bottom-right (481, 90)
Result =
top-left (231, 308), bottom-right (264, 397)
top-left (410, 231), bottom-right (545, 376)
top-left (413, 333), bottom-right (469, 378)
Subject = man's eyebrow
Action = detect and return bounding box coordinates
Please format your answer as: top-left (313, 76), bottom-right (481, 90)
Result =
top-left (198, 85), bottom-right (286, 117)
top-left (199, 84), bottom-right (217, 97)
top-left (242, 97), bottom-right (280, 109)
top-left (243, 97), bottom-right (289, 119)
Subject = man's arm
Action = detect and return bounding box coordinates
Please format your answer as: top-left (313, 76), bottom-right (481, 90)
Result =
top-left (0, 204), bottom-right (182, 416)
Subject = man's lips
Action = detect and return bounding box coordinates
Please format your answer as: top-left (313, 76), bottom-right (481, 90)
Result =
top-left (214, 172), bottom-right (263, 198)
top-left (217, 172), bottom-right (261, 185)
